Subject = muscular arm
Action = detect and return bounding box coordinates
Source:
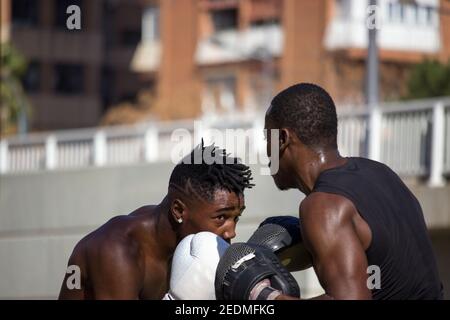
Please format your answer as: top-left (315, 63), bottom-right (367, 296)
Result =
top-left (299, 192), bottom-right (372, 300)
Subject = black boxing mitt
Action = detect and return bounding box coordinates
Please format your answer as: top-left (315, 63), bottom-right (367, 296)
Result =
top-left (215, 242), bottom-right (301, 300)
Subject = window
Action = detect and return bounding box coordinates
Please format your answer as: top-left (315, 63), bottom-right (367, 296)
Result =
top-left (388, 1), bottom-right (435, 26)
top-left (388, 2), bottom-right (395, 22)
top-left (202, 75), bottom-right (237, 114)
top-left (101, 67), bottom-right (115, 111)
top-left (249, 67), bottom-right (276, 111)
top-left (399, 4), bottom-right (405, 22)
top-left (142, 6), bottom-right (160, 42)
top-left (335, 0), bottom-right (351, 19)
top-left (413, 4), bottom-right (420, 23)
top-left (53, 64), bottom-right (84, 94)
top-left (55, 0), bottom-right (83, 29)
top-left (12, 0), bottom-right (38, 26)
top-left (212, 9), bottom-right (238, 32)
top-left (425, 6), bottom-right (434, 25)
top-left (250, 19), bottom-right (280, 27)
top-left (416, 5), bottom-right (427, 25)
top-left (22, 61), bottom-right (41, 92)
top-left (121, 30), bottom-right (141, 47)
top-left (388, 2), bottom-right (403, 23)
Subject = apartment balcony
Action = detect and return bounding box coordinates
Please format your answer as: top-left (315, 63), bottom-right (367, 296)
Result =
top-left (130, 40), bottom-right (161, 73)
top-left (196, 23), bottom-right (283, 65)
top-left (325, 0), bottom-right (441, 54)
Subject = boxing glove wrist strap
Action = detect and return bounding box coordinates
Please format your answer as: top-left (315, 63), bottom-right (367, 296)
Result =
top-left (249, 279), bottom-right (282, 300)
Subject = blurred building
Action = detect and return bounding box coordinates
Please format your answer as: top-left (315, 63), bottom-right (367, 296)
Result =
top-left (1, 0), bottom-right (150, 130)
top-left (1, 0), bottom-right (450, 129)
top-left (132, 0), bottom-right (450, 120)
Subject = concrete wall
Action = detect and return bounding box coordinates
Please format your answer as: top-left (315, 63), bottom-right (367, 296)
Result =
top-left (0, 163), bottom-right (449, 299)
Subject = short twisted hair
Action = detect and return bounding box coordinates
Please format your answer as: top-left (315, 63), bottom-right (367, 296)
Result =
top-left (169, 142), bottom-right (254, 202)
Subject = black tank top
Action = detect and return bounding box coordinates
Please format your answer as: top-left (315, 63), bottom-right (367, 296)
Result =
top-left (313, 157), bottom-right (443, 300)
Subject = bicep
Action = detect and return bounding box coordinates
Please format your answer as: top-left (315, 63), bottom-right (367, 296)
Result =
top-left (301, 197), bottom-right (372, 299)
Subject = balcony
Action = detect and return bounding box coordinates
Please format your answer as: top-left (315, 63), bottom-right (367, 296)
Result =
top-left (325, 0), bottom-right (441, 53)
top-left (130, 40), bottom-right (161, 73)
top-left (196, 23), bottom-right (283, 65)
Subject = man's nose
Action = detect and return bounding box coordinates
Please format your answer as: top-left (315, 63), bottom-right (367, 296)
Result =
top-left (223, 225), bottom-right (236, 242)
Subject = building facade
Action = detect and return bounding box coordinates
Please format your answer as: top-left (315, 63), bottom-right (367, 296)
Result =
top-left (1, 0), bottom-right (450, 129)
top-left (1, 0), bottom-right (150, 130)
top-left (132, 0), bottom-right (450, 121)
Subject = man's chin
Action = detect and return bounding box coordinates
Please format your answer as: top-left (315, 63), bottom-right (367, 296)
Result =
top-left (274, 179), bottom-right (290, 191)
top-left (273, 176), bottom-right (306, 193)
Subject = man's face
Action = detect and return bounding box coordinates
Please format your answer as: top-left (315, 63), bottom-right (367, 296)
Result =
top-left (183, 189), bottom-right (245, 243)
top-left (264, 113), bottom-right (295, 191)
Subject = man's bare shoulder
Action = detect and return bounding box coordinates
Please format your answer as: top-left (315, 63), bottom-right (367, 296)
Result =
top-left (299, 192), bottom-right (356, 225)
top-left (71, 206), bottom-right (155, 267)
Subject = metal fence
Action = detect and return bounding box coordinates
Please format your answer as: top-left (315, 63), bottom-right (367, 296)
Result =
top-left (1, 97), bottom-right (450, 186)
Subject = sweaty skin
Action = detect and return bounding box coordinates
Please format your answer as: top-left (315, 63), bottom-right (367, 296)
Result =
top-left (298, 192), bottom-right (372, 299)
top-left (265, 113), bottom-right (373, 300)
top-left (58, 190), bottom-right (245, 300)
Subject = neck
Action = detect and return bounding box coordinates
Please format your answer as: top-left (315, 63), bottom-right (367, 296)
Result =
top-left (293, 148), bottom-right (346, 194)
top-left (152, 195), bottom-right (178, 259)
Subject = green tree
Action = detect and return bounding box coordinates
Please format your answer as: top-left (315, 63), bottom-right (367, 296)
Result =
top-left (0, 43), bottom-right (32, 137)
top-left (405, 59), bottom-right (450, 100)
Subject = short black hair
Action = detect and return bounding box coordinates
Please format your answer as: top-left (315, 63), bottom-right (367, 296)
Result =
top-left (268, 83), bottom-right (338, 149)
top-left (169, 142), bottom-right (254, 202)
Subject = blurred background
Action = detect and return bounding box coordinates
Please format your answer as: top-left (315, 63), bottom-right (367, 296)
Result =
top-left (0, 0), bottom-right (449, 299)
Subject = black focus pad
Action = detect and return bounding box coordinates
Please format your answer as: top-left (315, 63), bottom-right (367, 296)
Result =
top-left (215, 243), bottom-right (300, 300)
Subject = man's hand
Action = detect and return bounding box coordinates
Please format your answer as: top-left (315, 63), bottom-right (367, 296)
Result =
top-left (215, 242), bottom-right (301, 300)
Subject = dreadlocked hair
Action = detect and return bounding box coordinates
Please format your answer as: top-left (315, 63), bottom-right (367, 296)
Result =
top-left (169, 141), bottom-right (254, 202)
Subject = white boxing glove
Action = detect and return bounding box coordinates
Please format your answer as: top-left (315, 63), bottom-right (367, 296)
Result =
top-left (164, 232), bottom-right (229, 300)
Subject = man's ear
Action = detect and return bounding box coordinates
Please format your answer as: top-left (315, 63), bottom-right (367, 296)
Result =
top-left (171, 198), bottom-right (187, 223)
top-left (279, 128), bottom-right (291, 154)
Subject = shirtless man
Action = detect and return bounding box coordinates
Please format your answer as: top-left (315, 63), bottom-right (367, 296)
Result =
top-left (58, 143), bottom-right (253, 299)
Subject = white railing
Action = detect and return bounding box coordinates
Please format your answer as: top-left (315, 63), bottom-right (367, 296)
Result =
top-left (380, 105), bottom-right (432, 177)
top-left (445, 106), bottom-right (450, 174)
top-left (1, 98), bottom-right (450, 186)
top-left (337, 110), bottom-right (368, 158)
top-left (337, 98), bottom-right (450, 186)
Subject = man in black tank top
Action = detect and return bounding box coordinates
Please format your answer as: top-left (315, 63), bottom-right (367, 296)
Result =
top-left (263, 83), bottom-right (443, 300)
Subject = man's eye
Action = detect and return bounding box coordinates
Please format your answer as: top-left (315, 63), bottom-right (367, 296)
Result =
top-left (216, 215), bottom-right (226, 221)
